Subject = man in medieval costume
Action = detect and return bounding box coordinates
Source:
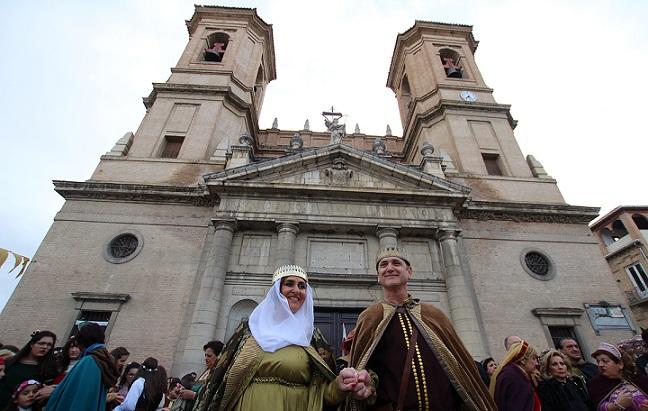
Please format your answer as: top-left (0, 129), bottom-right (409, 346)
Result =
top-left (348, 247), bottom-right (496, 411)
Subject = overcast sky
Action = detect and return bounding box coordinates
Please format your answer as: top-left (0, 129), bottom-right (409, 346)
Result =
top-left (1, 0), bottom-right (647, 311)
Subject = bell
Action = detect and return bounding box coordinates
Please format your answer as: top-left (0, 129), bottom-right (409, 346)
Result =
top-left (204, 50), bottom-right (222, 62)
top-left (446, 68), bottom-right (463, 78)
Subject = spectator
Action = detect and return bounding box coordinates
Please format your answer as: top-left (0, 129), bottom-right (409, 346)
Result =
top-left (589, 342), bottom-right (648, 411)
top-left (559, 338), bottom-right (599, 381)
top-left (537, 349), bottom-right (590, 411)
top-left (166, 377), bottom-right (182, 409)
top-left (636, 328), bottom-right (648, 376)
top-left (110, 347), bottom-right (130, 376)
top-left (490, 340), bottom-right (541, 411)
top-left (0, 330), bottom-right (58, 409)
top-left (116, 362), bottom-right (141, 397)
top-left (53, 337), bottom-right (81, 384)
top-left (481, 357), bottom-right (497, 387)
top-left (46, 323), bottom-right (120, 411)
top-left (174, 340), bottom-right (223, 411)
top-left (0, 346), bottom-right (19, 360)
top-left (5, 380), bottom-right (42, 411)
top-left (0, 357), bottom-right (5, 380)
top-left (504, 335), bottom-right (523, 351)
top-left (114, 357), bottom-right (167, 411)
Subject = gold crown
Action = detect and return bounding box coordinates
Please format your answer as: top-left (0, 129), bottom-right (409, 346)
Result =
top-left (375, 247), bottom-right (410, 270)
top-left (272, 265), bottom-right (308, 284)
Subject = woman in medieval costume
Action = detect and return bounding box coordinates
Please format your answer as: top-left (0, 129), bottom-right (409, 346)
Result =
top-left (490, 339), bottom-right (541, 411)
top-left (192, 265), bottom-right (371, 411)
top-left (588, 342), bottom-right (648, 411)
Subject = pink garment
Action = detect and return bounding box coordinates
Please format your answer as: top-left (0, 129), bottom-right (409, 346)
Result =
top-left (599, 382), bottom-right (648, 411)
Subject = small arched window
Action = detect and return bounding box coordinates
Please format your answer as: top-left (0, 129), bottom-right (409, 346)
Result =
top-left (204, 32), bottom-right (230, 62)
top-left (399, 75), bottom-right (413, 109)
top-left (254, 65), bottom-right (264, 95)
top-left (599, 228), bottom-right (615, 246)
top-left (611, 219), bottom-right (629, 241)
top-left (439, 48), bottom-right (463, 79)
top-left (633, 214), bottom-right (648, 230)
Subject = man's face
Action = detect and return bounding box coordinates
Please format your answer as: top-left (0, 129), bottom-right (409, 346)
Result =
top-left (560, 339), bottom-right (582, 362)
top-left (377, 257), bottom-right (412, 289)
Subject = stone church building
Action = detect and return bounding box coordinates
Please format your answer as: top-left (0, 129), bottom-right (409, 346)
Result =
top-left (0, 5), bottom-right (636, 375)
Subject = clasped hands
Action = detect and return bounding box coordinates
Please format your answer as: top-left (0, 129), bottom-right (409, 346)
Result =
top-left (337, 367), bottom-right (373, 400)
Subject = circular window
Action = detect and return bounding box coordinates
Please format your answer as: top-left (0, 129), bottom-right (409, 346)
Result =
top-left (103, 231), bottom-right (144, 264)
top-left (520, 248), bottom-right (556, 281)
top-left (110, 234), bottom-right (138, 258)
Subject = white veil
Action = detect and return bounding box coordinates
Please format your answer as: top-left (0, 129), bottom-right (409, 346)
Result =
top-left (248, 280), bottom-right (315, 353)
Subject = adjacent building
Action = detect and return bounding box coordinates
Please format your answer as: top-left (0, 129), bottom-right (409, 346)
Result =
top-left (0, 6), bottom-right (635, 375)
top-left (591, 206), bottom-right (648, 329)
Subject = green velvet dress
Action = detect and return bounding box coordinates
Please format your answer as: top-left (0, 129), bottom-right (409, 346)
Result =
top-left (233, 345), bottom-right (342, 411)
top-left (193, 323), bottom-right (343, 411)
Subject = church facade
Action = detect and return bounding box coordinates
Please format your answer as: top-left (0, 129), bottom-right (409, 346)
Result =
top-left (0, 6), bottom-right (635, 375)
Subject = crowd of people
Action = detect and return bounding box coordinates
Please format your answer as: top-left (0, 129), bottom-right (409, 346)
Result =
top-left (1, 246), bottom-right (648, 410)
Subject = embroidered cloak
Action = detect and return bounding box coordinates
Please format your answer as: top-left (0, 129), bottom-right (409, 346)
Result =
top-left (348, 298), bottom-right (496, 411)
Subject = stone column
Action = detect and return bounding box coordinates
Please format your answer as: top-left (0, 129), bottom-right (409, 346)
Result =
top-left (275, 222), bottom-right (299, 267)
top-left (376, 227), bottom-right (399, 249)
top-left (438, 229), bottom-right (486, 358)
top-left (179, 219), bottom-right (236, 373)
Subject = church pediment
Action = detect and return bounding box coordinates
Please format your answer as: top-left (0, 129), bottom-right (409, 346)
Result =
top-left (203, 144), bottom-right (470, 200)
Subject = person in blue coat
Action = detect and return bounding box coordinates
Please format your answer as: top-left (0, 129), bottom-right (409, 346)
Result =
top-left (46, 323), bottom-right (120, 411)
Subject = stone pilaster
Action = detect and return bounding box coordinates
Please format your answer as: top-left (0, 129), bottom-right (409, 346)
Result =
top-left (179, 219), bottom-right (236, 373)
top-left (275, 222), bottom-right (299, 267)
top-left (376, 227), bottom-right (399, 249)
top-left (438, 229), bottom-right (486, 358)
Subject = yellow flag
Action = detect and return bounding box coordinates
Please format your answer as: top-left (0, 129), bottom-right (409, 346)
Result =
top-left (1, 248), bottom-right (31, 278)
top-left (8, 253), bottom-right (23, 273)
top-left (16, 256), bottom-right (30, 278)
top-left (0, 248), bottom-right (8, 268)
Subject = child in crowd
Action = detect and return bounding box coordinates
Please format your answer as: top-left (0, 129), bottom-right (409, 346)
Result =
top-left (5, 380), bottom-right (41, 411)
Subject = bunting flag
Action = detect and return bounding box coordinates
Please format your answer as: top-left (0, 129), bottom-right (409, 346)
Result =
top-left (0, 248), bottom-right (31, 278)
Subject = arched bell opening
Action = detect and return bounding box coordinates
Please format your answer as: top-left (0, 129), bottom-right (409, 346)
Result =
top-left (204, 32), bottom-right (230, 62)
top-left (439, 48), bottom-right (463, 79)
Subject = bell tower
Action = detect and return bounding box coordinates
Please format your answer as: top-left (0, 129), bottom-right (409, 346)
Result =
top-left (92, 6), bottom-right (275, 185)
top-left (387, 21), bottom-right (542, 186)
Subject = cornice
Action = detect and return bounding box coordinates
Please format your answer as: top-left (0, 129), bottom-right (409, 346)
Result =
top-left (532, 307), bottom-right (585, 317)
top-left (53, 180), bottom-right (217, 207)
top-left (457, 201), bottom-right (600, 224)
top-left (143, 82), bottom-right (248, 110)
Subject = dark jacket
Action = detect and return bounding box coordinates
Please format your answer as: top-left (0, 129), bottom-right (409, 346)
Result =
top-left (537, 376), bottom-right (592, 411)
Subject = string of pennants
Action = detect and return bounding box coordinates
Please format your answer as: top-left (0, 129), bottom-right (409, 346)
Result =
top-left (0, 248), bottom-right (30, 278)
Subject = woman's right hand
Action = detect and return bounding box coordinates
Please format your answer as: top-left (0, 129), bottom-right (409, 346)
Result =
top-left (612, 388), bottom-right (633, 410)
top-left (178, 388), bottom-right (197, 400)
top-left (337, 368), bottom-right (373, 400)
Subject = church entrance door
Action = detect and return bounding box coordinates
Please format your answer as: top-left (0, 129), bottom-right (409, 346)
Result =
top-left (314, 307), bottom-right (364, 359)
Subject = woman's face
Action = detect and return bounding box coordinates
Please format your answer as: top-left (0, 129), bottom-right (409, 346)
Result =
top-left (116, 355), bottom-right (129, 371)
top-left (521, 355), bottom-right (539, 374)
top-left (548, 354), bottom-right (568, 381)
top-left (125, 366), bottom-right (139, 387)
top-left (486, 360), bottom-right (497, 376)
top-left (596, 353), bottom-right (623, 379)
top-left (280, 276), bottom-right (307, 313)
top-left (16, 384), bottom-right (39, 408)
top-left (30, 336), bottom-right (54, 358)
top-left (68, 344), bottom-right (81, 360)
top-left (204, 347), bottom-right (218, 369)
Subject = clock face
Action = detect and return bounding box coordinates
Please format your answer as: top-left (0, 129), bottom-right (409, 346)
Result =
top-left (460, 91), bottom-right (477, 102)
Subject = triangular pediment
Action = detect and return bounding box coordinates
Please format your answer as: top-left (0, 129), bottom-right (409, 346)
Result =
top-left (203, 144), bottom-right (470, 199)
